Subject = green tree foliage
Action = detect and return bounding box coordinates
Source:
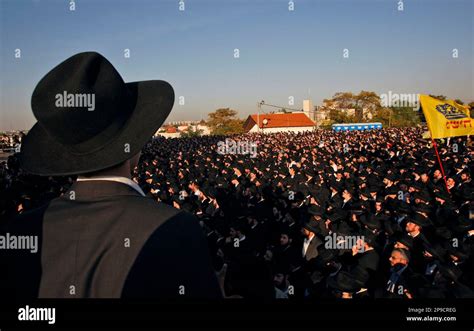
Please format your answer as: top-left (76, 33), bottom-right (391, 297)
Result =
top-left (372, 107), bottom-right (421, 127)
top-left (180, 126), bottom-right (204, 138)
top-left (328, 109), bottom-right (355, 124)
top-left (325, 91), bottom-right (381, 122)
top-left (207, 108), bottom-right (244, 135)
top-left (371, 108), bottom-right (391, 127)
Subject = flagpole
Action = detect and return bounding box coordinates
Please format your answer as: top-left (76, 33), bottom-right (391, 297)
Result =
top-left (431, 138), bottom-right (450, 193)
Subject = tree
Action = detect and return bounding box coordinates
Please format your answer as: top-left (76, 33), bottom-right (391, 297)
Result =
top-left (180, 126), bottom-right (203, 138)
top-left (372, 107), bottom-right (391, 127)
top-left (328, 109), bottom-right (354, 124)
top-left (207, 108), bottom-right (244, 135)
top-left (429, 95), bottom-right (447, 101)
top-left (325, 91), bottom-right (381, 122)
top-left (353, 91), bottom-right (381, 121)
top-left (392, 107), bottom-right (420, 127)
top-left (372, 106), bottom-right (421, 127)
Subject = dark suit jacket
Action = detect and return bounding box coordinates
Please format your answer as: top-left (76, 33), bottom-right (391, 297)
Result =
top-left (1, 180), bottom-right (222, 300)
top-left (303, 236), bottom-right (323, 262)
top-left (355, 249), bottom-right (380, 273)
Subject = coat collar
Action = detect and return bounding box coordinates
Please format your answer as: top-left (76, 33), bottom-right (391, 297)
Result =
top-left (63, 180), bottom-right (145, 200)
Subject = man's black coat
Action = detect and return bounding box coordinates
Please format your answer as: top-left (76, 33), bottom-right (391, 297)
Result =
top-left (1, 180), bottom-right (222, 300)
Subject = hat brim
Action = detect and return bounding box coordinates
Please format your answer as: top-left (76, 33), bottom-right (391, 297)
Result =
top-left (19, 80), bottom-right (174, 176)
top-left (327, 273), bottom-right (360, 292)
top-left (303, 223), bottom-right (321, 235)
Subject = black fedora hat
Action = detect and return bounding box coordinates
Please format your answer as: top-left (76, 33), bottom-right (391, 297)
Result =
top-left (308, 205), bottom-right (323, 217)
top-left (407, 213), bottom-right (431, 228)
top-left (394, 233), bottom-right (414, 250)
top-left (20, 52), bottom-right (174, 175)
top-left (303, 217), bottom-right (323, 235)
top-left (360, 213), bottom-right (382, 231)
top-left (327, 265), bottom-right (369, 293)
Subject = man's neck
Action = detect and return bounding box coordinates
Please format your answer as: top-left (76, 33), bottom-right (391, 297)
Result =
top-left (80, 160), bottom-right (132, 179)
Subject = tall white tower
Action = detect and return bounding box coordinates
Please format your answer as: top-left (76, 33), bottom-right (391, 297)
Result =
top-left (303, 99), bottom-right (314, 120)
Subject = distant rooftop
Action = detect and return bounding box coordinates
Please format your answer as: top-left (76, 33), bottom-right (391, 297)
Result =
top-left (244, 112), bottom-right (315, 130)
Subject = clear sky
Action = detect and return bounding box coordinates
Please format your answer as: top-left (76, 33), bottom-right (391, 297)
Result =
top-left (0, 0), bottom-right (472, 131)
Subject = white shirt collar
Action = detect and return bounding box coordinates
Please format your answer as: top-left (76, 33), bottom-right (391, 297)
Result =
top-left (77, 175), bottom-right (146, 197)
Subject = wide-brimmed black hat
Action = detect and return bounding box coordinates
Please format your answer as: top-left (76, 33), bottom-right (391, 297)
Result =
top-left (327, 265), bottom-right (369, 293)
top-left (303, 217), bottom-right (323, 235)
top-left (434, 190), bottom-right (451, 201)
top-left (360, 213), bottom-right (382, 231)
top-left (407, 213), bottom-right (431, 228)
top-left (20, 52), bottom-right (174, 175)
top-left (394, 233), bottom-right (414, 250)
top-left (308, 205), bottom-right (323, 217)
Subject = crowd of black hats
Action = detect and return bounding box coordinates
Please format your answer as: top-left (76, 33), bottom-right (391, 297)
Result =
top-left (134, 127), bottom-right (473, 299)
top-left (1, 127), bottom-right (473, 299)
top-left (0, 132), bottom-right (23, 151)
top-left (0, 152), bottom-right (74, 219)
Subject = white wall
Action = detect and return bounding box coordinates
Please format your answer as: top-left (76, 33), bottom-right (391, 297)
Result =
top-left (155, 132), bottom-right (181, 138)
top-left (248, 124), bottom-right (314, 133)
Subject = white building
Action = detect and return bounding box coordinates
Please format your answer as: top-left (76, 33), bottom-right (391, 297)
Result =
top-left (243, 112), bottom-right (315, 133)
top-left (303, 99), bottom-right (314, 121)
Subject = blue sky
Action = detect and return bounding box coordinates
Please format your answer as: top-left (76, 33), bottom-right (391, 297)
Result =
top-left (0, 0), bottom-right (472, 130)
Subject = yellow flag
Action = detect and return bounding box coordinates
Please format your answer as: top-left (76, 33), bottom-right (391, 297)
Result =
top-left (419, 95), bottom-right (473, 139)
top-left (422, 130), bottom-right (431, 139)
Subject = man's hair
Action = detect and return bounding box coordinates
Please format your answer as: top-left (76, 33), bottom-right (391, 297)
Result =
top-left (461, 170), bottom-right (471, 178)
top-left (392, 248), bottom-right (410, 263)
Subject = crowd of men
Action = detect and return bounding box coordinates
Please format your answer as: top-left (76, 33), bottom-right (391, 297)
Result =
top-left (0, 132), bottom-right (23, 152)
top-left (1, 127), bottom-right (473, 299)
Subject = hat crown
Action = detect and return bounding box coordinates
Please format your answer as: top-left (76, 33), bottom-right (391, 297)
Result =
top-left (31, 52), bottom-right (133, 145)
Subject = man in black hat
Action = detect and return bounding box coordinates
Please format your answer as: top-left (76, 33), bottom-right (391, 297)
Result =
top-left (273, 230), bottom-right (298, 270)
top-left (341, 189), bottom-right (355, 211)
top-left (379, 248), bottom-right (419, 298)
top-left (350, 230), bottom-right (380, 289)
top-left (433, 190), bottom-right (456, 227)
top-left (300, 217), bottom-right (324, 263)
top-left (455, 170), bottom-right (472, 203)
top-left (405, 214), bottom-right (432, 274)
top-left (307, 205), bottom-right (330, 237)
top-left (327, 265), bottom-right (370, 299)
top-left (2, 52), bottom-right (221, 299)
top-left (394, 233), bottom-right (414, 251)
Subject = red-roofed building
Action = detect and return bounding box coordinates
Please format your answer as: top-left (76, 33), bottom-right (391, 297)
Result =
top-left (165, 126), bottom-right (177, 133)
top-left (243, 112), bottom-right (315, 133)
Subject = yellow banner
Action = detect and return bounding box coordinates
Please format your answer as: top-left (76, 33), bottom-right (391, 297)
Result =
top-left (420, 95), bottom-right (473, 139)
